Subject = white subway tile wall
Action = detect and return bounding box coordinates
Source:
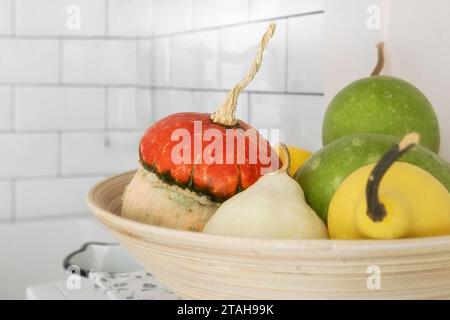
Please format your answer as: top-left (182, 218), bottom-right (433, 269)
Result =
top-left (137, 40), bottom-right (152, 86)
top-left (171, 30), bottom-right (219, 88)
top-left (191, 91), bottom-right (249, 122)
top-left (61, 132), bottom-right (141, 175)
top-left (0, 133), bottom-right (58, 178)
top-left (192, 0), bottom-right (249, 29)
top-left (152, 0), bottom-right (192, 35)
top-left (107, 88), bottom-right (152, 129)
top-left (108, 0), bottom-right (152, 36)
top-left (0, 0), bottom-right (12, 35)
top-left (287, 14), bottom-right (324, 93)
top-left (0, 0), bottom-right (324, 222)
top-left (15, 0), bottom-right (106, 36)
top-left (62, 40), bottom-right (136, 84)
top-left (0, 39), bottom-right (59, 83)
top-left (152, 89), bottom-right (193, 120)
top-left (249, 0), bottom-right (324, 20)
top-left (15, 87), bottom-right (105, 130)
top-left (15, 176), bottom-right (104, 220)
top-left (250, 94), bottom-right (325, 151)
top-left (151, 37), bottom-right (171, 86)
top-left (219, 20), bottom-right (287, 91)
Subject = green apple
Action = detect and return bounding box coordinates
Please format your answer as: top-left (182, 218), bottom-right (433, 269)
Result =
top-left (322, 75), bottom-right (440, 153)
top-left (294, 134), bottom-right (450, 223)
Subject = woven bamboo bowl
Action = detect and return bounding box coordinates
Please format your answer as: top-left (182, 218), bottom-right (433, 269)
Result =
top-left (88, 170), bottom-right (450, 299)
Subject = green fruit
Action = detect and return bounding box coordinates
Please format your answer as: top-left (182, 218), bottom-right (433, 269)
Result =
top-left (294, 134), bottom-right (450, 224)
top-left (322, 76), bottom-right (440, 153)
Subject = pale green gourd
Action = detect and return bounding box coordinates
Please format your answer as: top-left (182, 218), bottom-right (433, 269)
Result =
top-left (203, 145), bottom-right (328, 239)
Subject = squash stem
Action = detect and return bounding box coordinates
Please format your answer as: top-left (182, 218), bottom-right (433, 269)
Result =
top-left (277, 143), bottom-right (290, 174)
top-left (370, 42), bottom-right (385, 76)
top-left (366, 133), bottom-right (420, 222)
top-left (210, 23), bottom-right (276, 126)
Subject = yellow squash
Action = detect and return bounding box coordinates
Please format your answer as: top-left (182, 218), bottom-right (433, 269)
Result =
top-left (328, 133), bottom-right (450, 240)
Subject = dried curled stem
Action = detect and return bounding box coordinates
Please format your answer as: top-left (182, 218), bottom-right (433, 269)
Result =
top-left (210, 22), bottom-right (276, 126)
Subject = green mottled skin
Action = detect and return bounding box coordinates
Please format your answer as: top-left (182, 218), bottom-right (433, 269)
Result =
top-left (323, 76), bottom-right (440, 153)
top-left (294, 134), bottom-right (450, 224)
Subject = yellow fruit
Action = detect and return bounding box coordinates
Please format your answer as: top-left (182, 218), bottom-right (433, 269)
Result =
top-left (328, 133), bottom-right (450, 240)
top-left (275, 144), bottom-right (312, 177)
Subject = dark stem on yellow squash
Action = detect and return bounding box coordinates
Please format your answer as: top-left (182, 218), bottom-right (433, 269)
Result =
top-left (210, 23), bottom-right (276, 126)
top-left (370, 42), bottom-right (385, 76)
top-left (366, 133), bottom-right (420, 222)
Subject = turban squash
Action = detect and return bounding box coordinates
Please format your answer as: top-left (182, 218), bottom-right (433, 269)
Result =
top-left (122, 23), bottom-right (280, 231)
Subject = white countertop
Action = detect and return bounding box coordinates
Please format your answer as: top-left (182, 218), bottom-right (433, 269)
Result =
top-left (26, 279), bottom-right (109, 300)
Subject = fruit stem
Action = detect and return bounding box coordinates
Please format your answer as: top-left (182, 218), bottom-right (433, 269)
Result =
top-left (366, 132), bottom-right (420, 222)
top-left (210, 23), bottom-right (276, 126)
top-left (370, 42), bottom-right (385, 76)
top-left (277, 143), bottom-right (290, 174)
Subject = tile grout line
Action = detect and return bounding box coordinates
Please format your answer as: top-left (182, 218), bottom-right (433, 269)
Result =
top-left (0, 128), bottom-right (143, 134)
top-left (105, 0), bottom-right (110, 36)
top-left (167, 35), bottom-right (173, 86)
top-left (58, 37), bottom-right (64, 84)
top-left (0, 173), bottom-right (117, 182)
top-left (188, 0), bottom-right (193, 31)
top-left (15, 212), bottom-right (92, 224)
top-left (145, 10), bottom-right (325, 39)
top-left (57, 132), bottom-right (62, 177)
top-left (216, 28), bottom-right (222, 89)
top-left (11, 179), bottom-right (16, 222)
top-left (104, 85), bottom-right (110, 148)
top-left (10, 85), bottom-right (15, 131)
top-left (247, 92), bottom-right (252, 122)
top-left (0, 83), bottom-right (324, 96)
top-left (0, 34), bottom-right (138, 40)
top-left (141, 86), bottom-right (324, 96)
top-left (284, 17), bottom-right (289, 92)
top-left (0, 10), bottom-right (324, 41)
top-left (104, 86), bottom-right (109, 130)
top-left (11, 0), bottom-right (15, 36)
top-left (0, 82), bottom-right (137, 88)
top-left (134, 37), bottom-right (139, 87)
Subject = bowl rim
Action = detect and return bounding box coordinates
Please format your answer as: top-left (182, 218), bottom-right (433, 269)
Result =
top-left (88, 170), bottom-right (450, 253)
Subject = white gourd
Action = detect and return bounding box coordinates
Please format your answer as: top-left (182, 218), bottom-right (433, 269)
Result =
top-left (203, 145), bottom-right (328, 239)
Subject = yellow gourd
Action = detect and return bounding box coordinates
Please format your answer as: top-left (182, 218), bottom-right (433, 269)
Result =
top-left (328, 133), bottom-right (450, 240)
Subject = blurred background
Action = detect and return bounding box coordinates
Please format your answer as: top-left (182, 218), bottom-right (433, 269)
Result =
top-left (0, 0), bottom-right (449, 299)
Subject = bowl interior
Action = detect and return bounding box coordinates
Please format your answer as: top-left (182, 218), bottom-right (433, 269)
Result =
top-left (88, 170), bottom-right (450, 256)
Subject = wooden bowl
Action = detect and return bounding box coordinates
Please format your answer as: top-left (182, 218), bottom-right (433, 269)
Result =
top-left (88, 171), bottom-right (450, 299)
